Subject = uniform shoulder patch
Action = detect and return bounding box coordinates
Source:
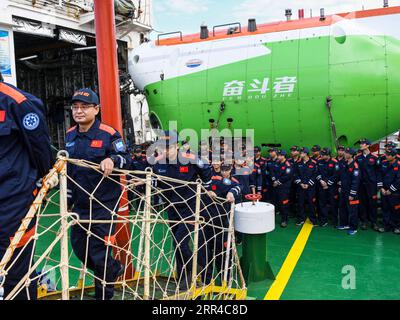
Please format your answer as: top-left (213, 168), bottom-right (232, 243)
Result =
top-left (99, 123), bottom-right (116, 135)
top-left (67, 125), bottom-right (77, 133)
top-left (112, 138), bottom-right (126, 152)
top-left (0, 83), bottom-right (27, 104)
top-left (332, 158), bottom-right (338, 163)
top-left (354, 162), bottom-right (359, 168)
top-left (22, 113), bottom-right (40, 130)
top-left (231, 177), bottom-right (239, 184)
top-left (212, 175), bottom-right (223, 180)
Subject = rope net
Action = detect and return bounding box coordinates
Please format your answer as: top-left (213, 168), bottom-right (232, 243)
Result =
top-left (0, 157), bottom-right (247, 300)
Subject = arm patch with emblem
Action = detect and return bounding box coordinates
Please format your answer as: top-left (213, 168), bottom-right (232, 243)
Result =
top-left (113, 138), bottom-right (126, 152)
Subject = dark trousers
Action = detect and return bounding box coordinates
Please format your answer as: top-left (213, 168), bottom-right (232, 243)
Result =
top-left (0, 240), bottom-right (37, 300)
top-left (358, 182), bottom-right (378, 224)
top-left (297, 186), bottom-right (317, 224)
top-left (339, 193), bottom-right (359, 230)
top-left (200, 202), bottom-right (231, 284)
top-left (387, 194), bottom-right (400, 229)
top-left (275, 186), bottom-right (291, 223)
top-left (319, 186), bottom-right (338, 225)
top-left (72, 207), bottom-right (121, 300)
top-left (381, 194), bottom-right (392, 230)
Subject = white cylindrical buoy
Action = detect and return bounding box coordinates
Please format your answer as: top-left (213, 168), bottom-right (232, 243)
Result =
top-left (234, 202), bottom-right (275, 234)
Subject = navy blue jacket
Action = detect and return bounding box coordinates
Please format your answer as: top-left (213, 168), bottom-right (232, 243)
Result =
top-left (271, 159), bottom-right (293, 190)
top-left (294, 158), bottom-right (318, 187)
top-left (152, 152), bottom-right (212, 209)
top-left (355, 153), bottom-right (381, 186)
top-left (380, 159), bottom-right (400, 193)
top-left (232, 165), bottom-right (255, 198)
top-left (210, 175), bottom-right (242, 201)
top-left (339, 160), bottom-right (361, 197)
top-left (0, 81), bottom-right (53, 237)
top-left (316, 158), bottom-right (340, 187)
top-left (65, 119), bottom-right (131, 211)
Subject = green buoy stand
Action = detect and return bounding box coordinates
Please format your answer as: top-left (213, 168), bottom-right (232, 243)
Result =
top-left (235, 196), bottom-right (275, 283)
top-left (240, 233), bottom-right (275, 282)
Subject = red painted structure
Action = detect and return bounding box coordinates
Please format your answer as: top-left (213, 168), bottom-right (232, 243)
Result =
top-left (94, 0), bottom-right (134, 278)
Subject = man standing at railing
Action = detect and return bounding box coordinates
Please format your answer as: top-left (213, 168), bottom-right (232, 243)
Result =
top-left (0, 72), bottom-right (53, 300)
top-left (149, 130), bottom-right (212, 291)
top-left (65, 88), bottom-right (131, 300)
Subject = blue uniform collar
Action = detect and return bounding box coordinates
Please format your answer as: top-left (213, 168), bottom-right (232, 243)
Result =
top-left (71, 119), bottom-right (100, 140)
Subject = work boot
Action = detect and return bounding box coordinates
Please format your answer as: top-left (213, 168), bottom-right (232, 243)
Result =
top-left (360, 222), bottom-right (368, 230)
top-left (372, 224), bottom-right (384, 233)
top-left (296, 220), bottom-right (305, 226)
top-left (280, 221), bottom-right (288, 228)
top-left (394, 228), bottom-right (400, 235)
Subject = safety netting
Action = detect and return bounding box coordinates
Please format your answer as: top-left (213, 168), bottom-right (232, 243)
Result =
top-left (0, 154), bottom-right (247, 300)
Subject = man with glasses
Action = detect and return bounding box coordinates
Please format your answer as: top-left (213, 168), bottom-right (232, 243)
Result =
top-left (65, 88), bottom-right (131, 300)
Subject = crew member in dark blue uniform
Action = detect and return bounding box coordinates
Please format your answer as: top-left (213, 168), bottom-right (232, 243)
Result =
top-left (204, 164), bottom-right (241, 283)
top-left (150, 130), bottom-right (212, 290)
top-left (317, 148), bottom-right (340, 227)
top-left (379, 148), bottom-right (400, 234)
top-left (128, 145), bottom-right (148, 210)
top-left (355, 139), bottom-right (384, 232)
top-left (0, 75), bottom-right (53, 300)
top-left (264, 147), bottom-right (278, 204)
top-left (289, 146), bottom-right (301, 218)
top-left (271, 150), bottom-right (293, 227)
top-left (293, 147), bottom-right (318, 226)
top-left (65, 88), bottom-right (130, 300)
top-left (337, 148), bottom-right (361, 235)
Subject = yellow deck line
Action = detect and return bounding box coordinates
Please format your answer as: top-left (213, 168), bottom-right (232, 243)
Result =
top-left (264, 219), bottom-right (314, 300)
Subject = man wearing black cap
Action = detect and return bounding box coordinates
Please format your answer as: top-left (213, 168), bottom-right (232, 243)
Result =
top-left (355, 139), bottom-right (384, 232)
top-left (151, 130), bottom-right (212, 289)
top-left (0, 73), bottom-right (53, 300)
top-left (311, 145), bottom-right (322, 162)
top-left (253, 146), bottom-right (265, 197)
top-left (293, 147), bottom-right (318, 226)
top-left (338, 148), bottom-right (361, 235)
top-left (378, 148), bottom-right (400, 234)
top-left (65, 88), bottom-right (131, 300)
top-left (317, 148), bottom-right (340, 227)
top-left (264, 147), bottom-right (279, 204)
top-left (271, 150), bottom-right (293, 227)
top-left (289, 146), bottom-right (301, 218)
top-left (203, 163), bottom-right (242, 282)
top-left (380, 141), bottom-right (398, 163)
top-left (128, 145), bottom-right (148, 209)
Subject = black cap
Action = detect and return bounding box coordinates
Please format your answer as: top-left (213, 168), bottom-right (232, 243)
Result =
top-left (311, 145), bottom-right (321, 152)
top-left (134, 145), bottom-right (142, 153)
top-left (337, 145), bottom-right (345, 151)
top-left (300, 147), bottom-right (309, 154)
top-left (359, 138), bottom-right (371, 145)
top-left (278, 150), bottom-right (287, 157)
top-left (71, 88), bottom-right (99, 105)
top-left (344, 147), bottom-right (357, 156)
top-left (320, 147), bottom-right (331, 156)
top-left (386, 148), bottom-right (397, 157)
top-left (290, 145), bottom-right (299, 151)
top-left (254, 146), bottom-right (261, 152)
top-left (268, 147), bottom-right (277, 153)
top-left (221, 163), bottom-right (232, 171)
